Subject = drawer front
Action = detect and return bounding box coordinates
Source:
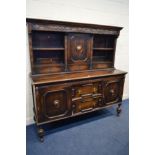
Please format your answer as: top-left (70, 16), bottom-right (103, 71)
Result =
top-left (72, 96), bottom-right (102, 114)
top-left (71, 82), bottom-right (103, 113)
top-left (67, 33), bottom-right (92, 71)
top-left (104, 78), bottom-right (125, 105)
top-left (35, 84), bottom-right (70, 123)
top-left (71, 82), bottom-right (102, 98)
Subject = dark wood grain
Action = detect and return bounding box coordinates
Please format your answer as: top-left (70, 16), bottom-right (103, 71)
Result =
top-left (26, 18), bottom-right (127, 141)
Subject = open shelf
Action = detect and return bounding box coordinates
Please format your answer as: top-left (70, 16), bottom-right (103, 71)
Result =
top-left (34, 63), bottom-right (64, 67)
top-left (32, 31), bottom-right (64, 48)
top-left (93, 61), bottom-right (112, 64)
top-left (33, 47), bottom-right (65, 51)
top-left (93, 48), bottom-right (114, 51)
top-left (33, 50), bottom-right (64, 65)
top-left (92, 50), bottom-right (114, 63)
top-left (93, 34), bottom-right (115, 48)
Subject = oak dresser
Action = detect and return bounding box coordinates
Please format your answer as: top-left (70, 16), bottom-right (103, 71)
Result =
top-left (26, 18), bottom-right (127, 142)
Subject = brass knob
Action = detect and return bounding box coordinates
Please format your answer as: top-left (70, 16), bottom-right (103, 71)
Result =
top-left (93, 87), bottom-right (97, 93)
top-left (77, 89), bottom-right (82, 95)
top-left (76, 45), bottom-right (82, 51)
top-left (53, 100), bottom-right (60, 107)
top-left (99, 98), bottom-right (102, 102)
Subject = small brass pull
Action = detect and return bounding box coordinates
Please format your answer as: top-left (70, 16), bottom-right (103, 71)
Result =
top-left (81, 107), bottom-right (93, 113)
top-left (77, 89), bottom-right (82, 95)
top-left (53, 100), bottom-right (60, 107)
top-left (98, 98), bottom-right (102, 103)
top-left (93, 87), bottom-right (97, 93)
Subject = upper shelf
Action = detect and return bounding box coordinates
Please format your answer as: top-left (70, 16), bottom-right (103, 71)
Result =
top-left (33, 47), bottom-right (115, 51)
top-left (32, 47), bottom-right (65, 51)
top-left (93, 48), bottom-right (114, 51)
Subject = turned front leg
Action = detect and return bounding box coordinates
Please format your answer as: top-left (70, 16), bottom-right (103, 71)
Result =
top-left (117, 103), bottom-right (122, 116)
top-left (38, 127), bottom-right (45, 142)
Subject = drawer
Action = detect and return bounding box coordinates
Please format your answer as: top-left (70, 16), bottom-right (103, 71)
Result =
top-left (71, 82), bottom-right (102, 98)
top-left (35, 84), bottom-right (70, 123)
top-left (72, 95), bottom-right (102, 114)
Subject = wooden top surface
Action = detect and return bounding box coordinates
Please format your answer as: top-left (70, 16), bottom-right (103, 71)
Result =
top-left (31, 69), bottom-right (127, 85)
top-left (26, 18), bottom-right (123, 31)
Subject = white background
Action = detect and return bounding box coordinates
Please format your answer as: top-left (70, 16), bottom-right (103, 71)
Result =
top-left (26, 0), bottom-right (129, 125)
top-left (0, 0), bottom-right (155, 155)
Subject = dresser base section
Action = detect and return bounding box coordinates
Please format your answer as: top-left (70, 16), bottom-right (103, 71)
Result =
top-left (32, 73), bottom-right (126, 141)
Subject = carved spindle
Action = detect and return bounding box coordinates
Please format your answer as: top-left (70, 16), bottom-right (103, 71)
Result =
top-left (72, 88), bottom-right (76, 97)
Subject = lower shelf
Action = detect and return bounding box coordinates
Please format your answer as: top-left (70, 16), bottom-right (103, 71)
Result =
top-left (33, 63), bottom-right (65, 74)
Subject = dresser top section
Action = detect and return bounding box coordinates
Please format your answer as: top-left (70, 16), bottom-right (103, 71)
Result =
top-left (26, 18), bottom-right (123, 35)
top-left (27, 18), bottom-right (124, 76)
top-left (31, 69), bottom-right (127, 85)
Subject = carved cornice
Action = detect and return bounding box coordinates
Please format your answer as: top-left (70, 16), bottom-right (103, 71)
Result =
top-left (32, 24), bottom-right (119, 35)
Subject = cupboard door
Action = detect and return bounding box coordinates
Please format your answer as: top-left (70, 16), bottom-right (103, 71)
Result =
top-left (104, 78), bottom-right (124, 105)
top-left (67, 33), bottom-right (92, 71)
top-left (36, 84), bottom-right (70, 123)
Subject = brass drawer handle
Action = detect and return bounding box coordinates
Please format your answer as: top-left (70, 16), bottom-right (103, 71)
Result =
top-left (81, 108), bottom-right (93, 113)
top-left (77, 89), bottom-right (82, 95)
top-left (93, 87), bottom-right (97, 93)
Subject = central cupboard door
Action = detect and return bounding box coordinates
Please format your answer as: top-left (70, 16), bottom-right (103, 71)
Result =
top-left (67, 33), bottom-right (93, 71)
top-left (36, 84), bottom-right (70, 123)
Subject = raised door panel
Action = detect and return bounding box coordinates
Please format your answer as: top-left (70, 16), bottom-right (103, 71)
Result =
top-left (67, 33), bottom-right (92, 71)
top-left (36, 84), bottom-right (70, 123)
top-left (104, 78), bottom-right (125, 105)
